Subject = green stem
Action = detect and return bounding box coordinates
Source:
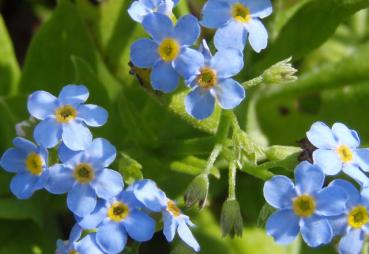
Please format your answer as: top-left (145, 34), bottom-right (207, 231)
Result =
top-left (241, 76), bottom-right (263, 89)
top-left (228, 159), bottom-right (237, 200)
top-left (362, 241), bottom-right (368, 254)
top-left (203, 144), bottom-right (223, 175)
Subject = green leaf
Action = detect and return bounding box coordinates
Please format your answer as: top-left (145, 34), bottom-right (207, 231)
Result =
top-left (19, 0), bottom-right (121, 101)
top-left (254, 0), bottom-right (369, 71)
top-left (170, 155), bottom-right (220, 178)
top-left (0, 15), bottom-right (20, 96)
top-left (118, 152), bottom-right (143, 185)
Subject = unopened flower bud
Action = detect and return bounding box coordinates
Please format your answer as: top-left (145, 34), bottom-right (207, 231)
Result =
top-left (220, 199), bottom-right (244, 238)
top-left (184, 174), bottom-right (209, 209)
top-left (263, 57), bottom-right (298, 85)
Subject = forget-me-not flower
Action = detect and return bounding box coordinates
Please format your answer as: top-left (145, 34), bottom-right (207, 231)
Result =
top-left (27, 85), bottom-right (108, 151)
top-left (128, 0), bottom-right (179, 23)
top-left (46, 138), bottom-right (123, 217)
top-left (77, 190), bottom-right (155, 254)
top-left (133, 179), bottom-right (200, 252)
top-left (0, 137), bottom-right (48, 199)
top-left (307, 122), bottom-right (369, 187)
top-left (263, 161), bottom-right (347, 247)
top-left (56, 224), bottom-right (105, 254)
top-left (328, 180), bottom-right (369, 254)
top-left (175, 40), bottom-right (245, 120)
top-left (130, 13), bottom-right (200, 93)
top-left (201, 0), bottom-right (272, 52)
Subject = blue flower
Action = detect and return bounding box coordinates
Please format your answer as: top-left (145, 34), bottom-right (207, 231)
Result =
top-left (77, 190), bottom-right (156, 254)
top-left (328, 180), bottom-right (369, 254)
top-left (175, 40), bottom-right (245, 120)
top-left (132, 179), bottom-right (200, 252)
top-left (263, 161), bottom-right (348, 247)
top-left (0, 137), bottom-right (48, 199)
top-left (307, 122), bottom-right (369, 187)
top-left (128, 0), bottom-right (179, 23)
top-left (56, 224), bottom-right (105, 254)
top-left (201, 0), bottom-right (272, 52)
top-left (45, 138), bottom-right (123, 217)
top-left (130, 13), bottom-right (200, 93)
top-left (27, 85), bottom-right (108, 151)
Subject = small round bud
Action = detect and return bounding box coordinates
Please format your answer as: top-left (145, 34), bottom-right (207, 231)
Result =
top-left (263, 58), bottom-right (298, 85)
top-left (220, 199), bottom-right (244, 238)
top-left (184, 174), bottom-right (209, 208)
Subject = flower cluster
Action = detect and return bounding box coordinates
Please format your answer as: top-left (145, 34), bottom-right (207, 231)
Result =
top-left (128, 0), bottom-right (272, 120)
top-left (264, 121), bottom-right (369, 254)
top-left (0, 85), bottom-right (200, 253)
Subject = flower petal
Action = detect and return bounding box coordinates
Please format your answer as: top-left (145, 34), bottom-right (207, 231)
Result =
top-left (210, 49), bottom-right (243, 78)
top-left (312, 149), bottom-right (342, 175)
top-left (243, 0), bottom-right (273, 18)
top-left (342, 164), bottom-right (369, 188)
top-left (59, 85), bottom-right (89, 105)
top-left (128, 1), bottom-right (150, 23)
top-left (130, 39), bottom-right (159, 68)
top-left (213, 78), bottom-right (245, 110)
top-left (124, 210), bottom-right (155, 241)
top-left (329, 215), bottom-right (348, 236)
top-left (263, 175), bottom-right (296, 209)
top-left (185, 87), bottom-right (215, 120)
top-left (266, 209), bottom-right (300, 245)
top-left (76, 234), bottom-right (104, 254)
top-left (132, 179), bottom-right (167, 212)
top-left (151, 61), bottom-right (179, 93)
top-left (173, 48), bottom-right (203, 82)
top-left (84, 138), bottom-right (117, 168)
top-left (354, 149), bottom-right (369, 172)
top-left (92, 169), bottom-right (123, 200)
top-left (67, 184), bottom-right (97, 217)
top-left (214, 21), bottom-right (247, 51)
top-left (172, 14), bottom-right (200, 46)
top-left (295, 161), bottom-right (324, 194)
top-left (300, 215), bottom-right (333, 247)
top-left (339, 229), bottom-right (364, 254)
top-left (58, 143), bottom-right (82, 165)
top-left (96, 221), bottom-right (127, 254)
top-left (27, 91), bottom-right (58, 120)
top-left (163, 211), bottom-right (177, 242)
top-left (77, 200), bottom-right (108, 229)
top-left (244, 18), bottom-right (268, 53)
top-left (77, 104), bottom-right (108, 127)
top-left (142, 13), bottom-right (173, 42)
top-left (45, 164), bottom-right (74, 194)
top-left (0, 148), bottom-right (27, 173)
top-left (332, 123), bottom-right (360, 148)
top-left (177, 219), bottom-right (200, 252)
top-left (12, 137), bottom-right (37, 154)
top-left (315, 186), bottom-right (348, 216)
top-left (62, 121), bottom-right (93, 151)
top-left (10, 173), bottom-right (40, 199)
top-left (34, 117), bottom-right (61, 148)
top-left (201, 0), bottom-right (231, 28)
top-left (329, 179), bottom-right (360, 208)
top-left (306, 121), bottom-right (336, 149)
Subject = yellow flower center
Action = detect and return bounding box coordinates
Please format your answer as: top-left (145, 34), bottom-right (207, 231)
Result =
top-left (73, 163), bottom-right (95, 184)
top-left (231, 3), bottom-right (252, 23)
top-left (293, 195), bottom-right (316, 217)
top-left (25, 153), bottom-right (44, 175)
top-left (158, 38), bottom-right (180, 62)
top-left (348, 206), bottom-right (369, 229)
top-left (107, 202), bottom-right (130, 222)
top-left (337, 145), bottom-right (353, 163)
top-left (69, 251), bottom-right (79, 254)
top-left (55, 105), bottom-right (78, 123)
top-left (197, 67), bottom-right (218, 89)
top-left (167, 200), bottom-right (181, 217)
